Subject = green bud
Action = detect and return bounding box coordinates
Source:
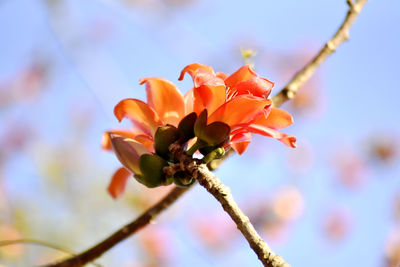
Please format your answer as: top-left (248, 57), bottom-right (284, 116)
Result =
top-left (173, 171), bottom-right (195, 187)
top-left (202, 147), bottom-right (225, 163)
top-left (135, 154), bottom-right (168, 188)
top-left (178, 112), bottom-right (197, 142)
top-left (194, 109), bottom-right (230, 146)
top-left (154, 125), bottom-right (180, 159)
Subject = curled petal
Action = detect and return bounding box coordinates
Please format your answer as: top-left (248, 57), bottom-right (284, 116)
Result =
top-left (191, 68), bottom-right (225, 88)
top-left (245, 124), bottom-right (297, 148)
top-left (254, 107), bottom-right (294, 130)
top-left (114, 99), bottom-right (161, 136)
top-left (232, 77), bottom-right (274, 98)
top-left (107, 167), bottom-right (131, 199)
top-left (230, 131), bottom-right (252, 155)
top-left (108, 133), bottom-right (151, 174)
top-left (178, 63), bottom-right (215, 81)
top-left (140, 77), bottom-right (185, 126)
top-left (224, 65), bottom-right (257, 88)
top-left (216, 72), bottom-right (228, 80)
top-left (208, 95), bottom-right (271, 127)
top-left (194, 83), bottom-right (226, 115)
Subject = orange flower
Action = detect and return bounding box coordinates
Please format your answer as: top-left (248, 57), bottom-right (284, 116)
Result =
top-left (179, 63), bottom-right (296, 154)
top-left (103, 63), bottom-right (296, 197)
top-left (103, 77), bottom-right (186, 198)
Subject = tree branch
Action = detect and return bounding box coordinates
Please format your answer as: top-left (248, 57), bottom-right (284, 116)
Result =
top-left (43, 186), bottom-right (190, 267)
top-left (272, 0), bottom-right (368, 107)
top-left (169, 144), bottom-right (289, 267)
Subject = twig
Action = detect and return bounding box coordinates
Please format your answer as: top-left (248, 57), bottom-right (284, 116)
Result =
top-left (169, 144), bottom-right (289, 267)
top-left (0, 238), bottom-right (101, 267)
top-left (272, 0), bottom-right (368, 107)
top-left (43, 186), bottom-right (190, 267)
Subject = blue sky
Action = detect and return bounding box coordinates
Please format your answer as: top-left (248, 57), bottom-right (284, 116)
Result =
top-left (1, 0), bottom-right (400, 266)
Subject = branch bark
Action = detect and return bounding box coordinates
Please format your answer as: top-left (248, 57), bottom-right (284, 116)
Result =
top-left (45, 1), bottom-right (368, 266)
top-left (169, 144), bottom-right (289, 267)
top-left (44, 186), bottom-right (190, 267)
top-left (272, 0), bottom-right (368, 107)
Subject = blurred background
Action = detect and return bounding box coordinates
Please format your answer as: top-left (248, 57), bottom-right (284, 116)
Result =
top-left (0, 0), bottom-right (399, 266)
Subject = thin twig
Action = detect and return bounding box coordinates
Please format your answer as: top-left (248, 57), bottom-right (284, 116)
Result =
top-left (43, 186), bottom-right (190, 267)
top-left (272, 0), bottom-right (368, 107)
top-left (0, 238), bottom-right (101, 267)
top-left (169, 144), bottom-right (289, 267)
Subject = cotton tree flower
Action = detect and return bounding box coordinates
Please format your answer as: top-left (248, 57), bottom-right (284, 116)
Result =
top-left (103, 63), bottom-right (296, 198)
top-left (179, 63), bottom-right (296, 154)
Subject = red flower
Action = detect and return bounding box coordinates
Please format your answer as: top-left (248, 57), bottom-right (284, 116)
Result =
top-left (103, 63), bottom-right (296, 198)
top-left (179, 63), bottom-right (296, 154)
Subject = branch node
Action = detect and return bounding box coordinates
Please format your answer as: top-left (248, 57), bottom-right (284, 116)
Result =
top-left (346, 0), bottom-right (355, 10)
top-left (326, 41), bottom-right (336, 52)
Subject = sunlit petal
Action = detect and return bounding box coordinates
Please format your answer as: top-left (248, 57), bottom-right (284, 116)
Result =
top-left (230, 131), bottom-right (252, 154)
top-left (140, 77), bottom-right (185, 126)
top-left (107, 167), bottom-right (131, 199)
top-left (194, 83), bottom-right (226, 115)
top-left (224, 65), bottom-right (257, 88)
top-left (185, 88), bottom-right (205, 115)
top-left (232, 77), bottom-right (274, 98)
top-left (254, 107), bottom-right (294, 129)
top-left (178, 63), bottom-right (215, 81)
top-left (208, 95), bottom-right (271, 127)
top-left (245, 124), bottom-right (297, 148)
top-left (114, 99), bottom-right (161, 136)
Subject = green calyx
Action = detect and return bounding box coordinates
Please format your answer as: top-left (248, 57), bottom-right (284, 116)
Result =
top-left (173, 171), bottom-right (195, 187)
top-left (154, 125), bottom-right (180, 159)
top-left (194, 109), bottom-right (231, 147)
top-left (178, 112), bottom-right (197, 142)
top-left (202, 147), bottom-right (225, 164)
top-left (134, 154), bottom-right (168, 188)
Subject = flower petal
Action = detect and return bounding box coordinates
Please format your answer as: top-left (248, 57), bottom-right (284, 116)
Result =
top-left (254, 107), bottom-right (294, 130)
top-left (178, 63), bottom-right (215, 81)
top-left (114, 99), bottom-right (161, 136)
top-left (107, 167), bottom-right (131, 199)
top-left (184, 88), bottom-right (205, 115)
top-left (140, 77), bottom-right (185, 126)
top-left (245, 124), bottom-right (297, 148)
top-left (194, 83), bottom-right (226, 115)
top-left (102, 129), bottom-right (144, 150)
top-left (230, 131), bottom-right (252, 155)
top-left (191, 68), bottom-right (225, 88)
top-left (208, 95), bottom-right (271, 127)
top-left (232, 77), bottom-right (274, 98)
top-left (224, 65), bottom-right (257, 88)
top-left (108, 133), bottom-right (151, 174)
top-left (216, 72), bottom-right (228, 80)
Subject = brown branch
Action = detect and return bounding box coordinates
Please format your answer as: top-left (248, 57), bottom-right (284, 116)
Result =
top-left (169, 144), bottom-right (289, 267)
top-left (44, 186), bottom-right (190, 267)
top-left (272, 0), bottom-right (368, 107)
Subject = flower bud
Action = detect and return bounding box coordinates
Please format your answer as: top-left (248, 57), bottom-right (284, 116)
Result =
top-left (178, 112), bottom-right (197, 142)
top-left (135, 154), bottom-right (168, 188)
top-left (194, 110), bottom-right (230, 146)
top-left (108, 133), bottom-right (150, 175)
top-left (154, 125), bottom-right (180, 158)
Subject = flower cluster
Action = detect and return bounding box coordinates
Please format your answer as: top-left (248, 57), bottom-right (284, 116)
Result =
top-left (102, 63), bottom-right (296, 198)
